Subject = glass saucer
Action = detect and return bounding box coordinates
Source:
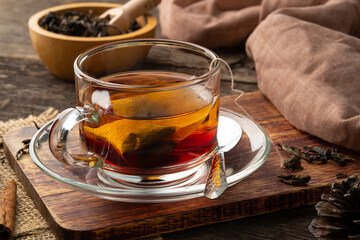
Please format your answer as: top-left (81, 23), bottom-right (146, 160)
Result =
top-left (29, 108), bottom-right (271, 203)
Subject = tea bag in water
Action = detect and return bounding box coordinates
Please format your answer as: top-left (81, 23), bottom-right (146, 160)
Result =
top-left (85, 87), bottom-right (215, 154)
top-left (111, 86), bottom-right (212, 117)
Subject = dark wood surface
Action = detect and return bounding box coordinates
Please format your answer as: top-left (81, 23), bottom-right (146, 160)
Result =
top-left (4, 93), bottom-right (360, 239)
top-left (1, 0), bottom-right (354, 239)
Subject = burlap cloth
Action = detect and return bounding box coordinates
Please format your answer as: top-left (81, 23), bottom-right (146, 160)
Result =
top-left (159, 0), bottom-right (360, 151)
top-left (0, 108), bottom-right (58, 239)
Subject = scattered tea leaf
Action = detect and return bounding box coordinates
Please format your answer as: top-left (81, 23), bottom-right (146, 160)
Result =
top-left (278, 174), bottom-right (311, 186)
top-left (22, 139), bottom-right (31, 145)
top-left (33, 121), bottom-right (41, 130)
top-left (278, 143), bottom-right (302, 159)
top-left (16, 138), bottom-right (31, 160)
top-left (278, 143), bottom-right (354, 167)
top-left (284, 155), bottom-right (303, 171)
top-left (336, 173), bottom-right (348, 179)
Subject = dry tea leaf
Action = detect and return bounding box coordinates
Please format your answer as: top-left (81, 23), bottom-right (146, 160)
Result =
top-left (278, 143), bottom-right (354, 167)
top-left (15, 139), bottom-right (31, 160)
top-left (277, 174), bottom-right (311, 186)
top-left (336, 173), bottom-right (348, 179)
top-left (284, 155), bottom-right (303, 171)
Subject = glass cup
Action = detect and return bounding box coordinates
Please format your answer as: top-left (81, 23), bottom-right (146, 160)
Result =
top-left (48, 39), bottom-right (220, 186)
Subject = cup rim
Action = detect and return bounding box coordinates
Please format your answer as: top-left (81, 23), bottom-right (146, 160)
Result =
top-left (73, 38), bottom-right (221, 90)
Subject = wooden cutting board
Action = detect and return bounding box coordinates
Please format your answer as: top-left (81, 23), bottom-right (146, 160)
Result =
top-left (4, 92), bottom-right (360, 240)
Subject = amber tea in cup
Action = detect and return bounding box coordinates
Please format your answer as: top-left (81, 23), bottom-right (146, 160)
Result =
top-left (48, 39), bottom-right (220, 185)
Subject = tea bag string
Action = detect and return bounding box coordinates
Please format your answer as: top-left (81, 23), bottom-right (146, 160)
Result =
top-left (209, 58), bottom-right (244, 101)
top-left (209, 57), bottom-right (248, 114)
top-left (210, 58), bottom-right (285, 167)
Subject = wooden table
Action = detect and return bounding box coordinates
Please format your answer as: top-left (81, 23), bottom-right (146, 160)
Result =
top-left (0, 1), bottom-right (317, 239)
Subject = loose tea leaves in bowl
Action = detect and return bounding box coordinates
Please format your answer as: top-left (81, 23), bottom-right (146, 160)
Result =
top-left (38, 10), bottom-right (141, 37)
top-left (28, 2), bottom-right (157, 80)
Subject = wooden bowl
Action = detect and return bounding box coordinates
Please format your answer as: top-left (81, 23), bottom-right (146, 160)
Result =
top-left (28, 2), bottom-right (157, 81)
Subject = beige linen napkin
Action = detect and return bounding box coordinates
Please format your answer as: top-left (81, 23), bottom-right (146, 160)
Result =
top-left (158, 0), bottom-right (261, 48)
top-left (158, 0), bottom-right (360, 151)
top-left (246, 0), bottom-right (360, 151)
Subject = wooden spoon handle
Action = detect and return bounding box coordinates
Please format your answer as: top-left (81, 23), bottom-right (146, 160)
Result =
top-left (123, 0), bottom-right (161, 22)
top-left (102, 0), bottom-right (160, 34)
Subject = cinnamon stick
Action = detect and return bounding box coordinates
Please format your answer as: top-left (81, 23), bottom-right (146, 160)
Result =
top-left (0, 181), bottom-right (16, 240)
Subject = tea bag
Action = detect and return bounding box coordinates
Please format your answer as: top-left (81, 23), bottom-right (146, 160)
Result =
top-left (122, 126), bottom-right (176, 153)
top-left (111, 86), bottom-right (212, 117)
top-left (85, 87), bottom-right (214, 154)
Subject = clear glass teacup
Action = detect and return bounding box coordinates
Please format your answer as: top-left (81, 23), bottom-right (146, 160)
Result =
top-left (48, 39), bottom-right (220, 186)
